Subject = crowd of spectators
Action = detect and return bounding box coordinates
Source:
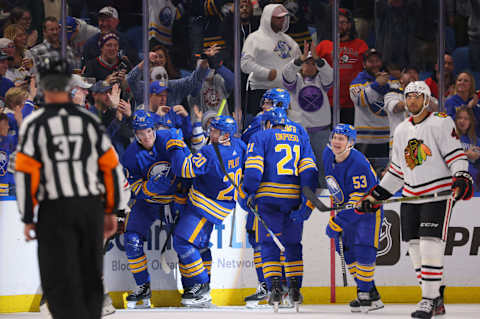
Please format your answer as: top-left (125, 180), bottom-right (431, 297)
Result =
top-left (0, 0), bottom-right (479, 195)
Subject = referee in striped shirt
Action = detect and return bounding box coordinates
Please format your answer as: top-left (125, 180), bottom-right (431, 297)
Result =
top-left (14, 52), bottom-right (126, 319)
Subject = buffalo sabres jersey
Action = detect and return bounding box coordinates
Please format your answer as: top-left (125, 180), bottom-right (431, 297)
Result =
top-left (121, 129), bottom-right (186, 204)
top-left (170, 137), bottom-right (246, 225)
top-left (241, 111), bottom-right (310, 144)
top-left (243, 127), bottom-right (318, 212)
top-left (323, 147), bottom-right (378, 207)
top-left (0, 135), bottom-right (16, 197)
top-left (350, 70), bottom-right (397, 144)
top-left (381, 112), bottom-right (468, 202)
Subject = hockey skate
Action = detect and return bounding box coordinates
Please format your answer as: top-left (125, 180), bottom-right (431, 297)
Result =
top-left (244, 282), bottom-right (269, 308)
top-left (181, 283), bottom-right (212, 308)
top-left (411, 298), bottom-right (435, 319)
top-left (267, 277), bottom-right (283, 312)
top-left (287, 278), bottom-right (303, 312)
top-left (39, 295), bottom-right (52, 319)
top-left (126, 282), bottom-right (151, 309)
top-left (350, 286), bottom-right (384, 313)
top-left (279, 282), bottom-right (294, 309)
top-left (102, 293), bottom-right (115, 316)
top-left (433, 285), bottom-right (446, 316)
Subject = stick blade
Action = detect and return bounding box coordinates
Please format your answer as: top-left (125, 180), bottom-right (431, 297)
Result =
top-left (302, 186), bottom-right (330, 212)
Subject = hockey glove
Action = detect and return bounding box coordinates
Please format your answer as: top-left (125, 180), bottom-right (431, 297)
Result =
top-left (452, 171), bottom-right (474, 201)
top-left (290, 196), bottom-right (314, 224)
top-left (355, 185), bottom-right (392, 214)
top-left (325, 216), bottom-right (342, 240)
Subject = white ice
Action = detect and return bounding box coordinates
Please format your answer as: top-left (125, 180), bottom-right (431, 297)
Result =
top-left (1, 304), bottom-right (479, 319)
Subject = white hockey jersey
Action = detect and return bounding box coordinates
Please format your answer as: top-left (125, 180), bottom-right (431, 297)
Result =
top-left (148, 0), bottom-right (180, 46)
top-left (380, 112), bottom-right (468, 203)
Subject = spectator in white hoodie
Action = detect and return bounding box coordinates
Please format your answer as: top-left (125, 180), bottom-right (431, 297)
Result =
top-left (241, 3), bottom-right (300, 121)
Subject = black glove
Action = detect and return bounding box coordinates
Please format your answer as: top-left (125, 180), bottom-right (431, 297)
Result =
top-left (452, 171), bottom-right (473, 200)
top-left (356, 185), bottom-right (392, 213)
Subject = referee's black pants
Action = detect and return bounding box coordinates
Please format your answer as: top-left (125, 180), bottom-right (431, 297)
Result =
top-left (37, 197), bottom-right (104, 319)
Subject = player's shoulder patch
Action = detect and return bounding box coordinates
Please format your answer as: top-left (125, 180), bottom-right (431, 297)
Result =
top-left (434, 112), bottom-right (448, 118)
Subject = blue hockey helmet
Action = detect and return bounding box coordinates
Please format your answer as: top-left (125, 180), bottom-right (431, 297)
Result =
top-left (262, 88), bottom-right (290, 109)
top-left (263, 107), bottom-right (288, 127)
top-left (331, 123), bottom-right (356, 144)
top-left (156, 115), bottom-right (174, 129)
top-left (132, 110), bottom-right (155, 131)
top-left (210, 115), bottom-right (237, 136)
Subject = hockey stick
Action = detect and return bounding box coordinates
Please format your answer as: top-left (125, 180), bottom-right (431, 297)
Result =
top-left (160, 207), bottom-right (180, 274)
top-left (338, 233), bottom-right (348, 287)
top-left (213, 143), bottom-right (285, 252)
top-left (302, 186), bottom-right (452, 213)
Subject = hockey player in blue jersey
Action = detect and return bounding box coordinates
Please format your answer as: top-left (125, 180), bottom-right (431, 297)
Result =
top-left (167, 116), bottom-right (246, 307)
top-left (0, 113), bottom-right (17, 197)
top-left (121, 110), bottom-right (188, 309)
top-left (241, 108), bottom-right (318, 312)
top-left (241, 88), bottom-right (309, 144)
top-left (241, 88), bottom-right (310, 308)
top-left (322, 124), bottom-right (384, 313)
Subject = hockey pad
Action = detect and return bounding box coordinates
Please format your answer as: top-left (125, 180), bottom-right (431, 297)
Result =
top-left (452, 171), bottom-right (473, 201)
top-left (355, 185), bottom-right (392, 214)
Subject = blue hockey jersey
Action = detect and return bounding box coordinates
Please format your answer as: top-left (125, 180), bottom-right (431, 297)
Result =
top-left (243, 127), bottom-right (318, 212)
top-left (170, 137), bottom-right (246, 225)
top-left (323, 147), bottom-right (383, 243)
top-left (241, 111), bottom-right (310, 144)
top-left (0, 135), bottom-right (17, 197)
top-left (121, 129), bottom-right (187, 204)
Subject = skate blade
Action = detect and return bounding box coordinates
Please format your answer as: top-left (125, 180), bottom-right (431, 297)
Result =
top-left (350, 307), bottom-right (361, 313)
top-left (245, 301), bottom-right (271, 309)
top-left (295, 302), bottom-right (300, 312)
top-left (273, 302), bottom-right (279, 313)
top-left (361, 300), bottom-right (384, 313)
top-left (102, 304), bottom-right (116, 317)
top-left (127, 299), bottom-right (151, 309)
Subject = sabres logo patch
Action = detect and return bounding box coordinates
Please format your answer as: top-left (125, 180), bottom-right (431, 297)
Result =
top-left (404, 138), bottom-right (432, 169)
top-left (434, 112), bottom-right (448, 118)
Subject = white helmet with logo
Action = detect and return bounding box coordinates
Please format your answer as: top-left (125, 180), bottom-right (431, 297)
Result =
top-left (404, 81), bottom-right (431, 116)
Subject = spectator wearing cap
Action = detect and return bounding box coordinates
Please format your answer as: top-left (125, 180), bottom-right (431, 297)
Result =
top-left (62, 16), bottom-right (100, 62)
top-left (148, 81), bottom-right (192, 140)
top-left (82, 6), bottom-right (139, 67)
top-left (0, 51), bottom-right (14, 99)
top-left (126, 50), bottom-right (209, 107)
top-left (89, 81), bottom-right (133, 156)
top-left (283, 41), bottom-right (333, 187)
top-left (27, 17), bottom-right (78, 72)
top-left (84, 32), bottom-right (132, 82)
top-left (241, 3), bottom-right (301, 118)
top-left (349, 48), bottom-right (393, 166)
top-left (69, 74), bottom-right (93, 107)
top-left (316, 7), bottom-right (368, 125)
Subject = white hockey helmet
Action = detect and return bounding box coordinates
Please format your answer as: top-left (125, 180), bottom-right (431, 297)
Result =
top-left (404, 81), bottom-right (431, 116)
top-left (404, 81), bottom-right (431, 100)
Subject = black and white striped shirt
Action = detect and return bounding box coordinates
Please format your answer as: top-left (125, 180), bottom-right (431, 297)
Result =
top-left (14, 103), bottom-right (125, 223)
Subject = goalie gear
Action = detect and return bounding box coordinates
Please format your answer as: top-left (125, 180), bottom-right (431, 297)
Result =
top-left (452, 171), bottom-right (473, 201)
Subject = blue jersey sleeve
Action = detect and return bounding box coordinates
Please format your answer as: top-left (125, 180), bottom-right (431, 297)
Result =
top-left (243, 133), bottom-right (265, 195)
top-left (299, 138), bottom-right (318, 190)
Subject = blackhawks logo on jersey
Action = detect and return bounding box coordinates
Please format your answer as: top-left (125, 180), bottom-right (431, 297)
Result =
top-left (404, 138), bottom-right (432, 169)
